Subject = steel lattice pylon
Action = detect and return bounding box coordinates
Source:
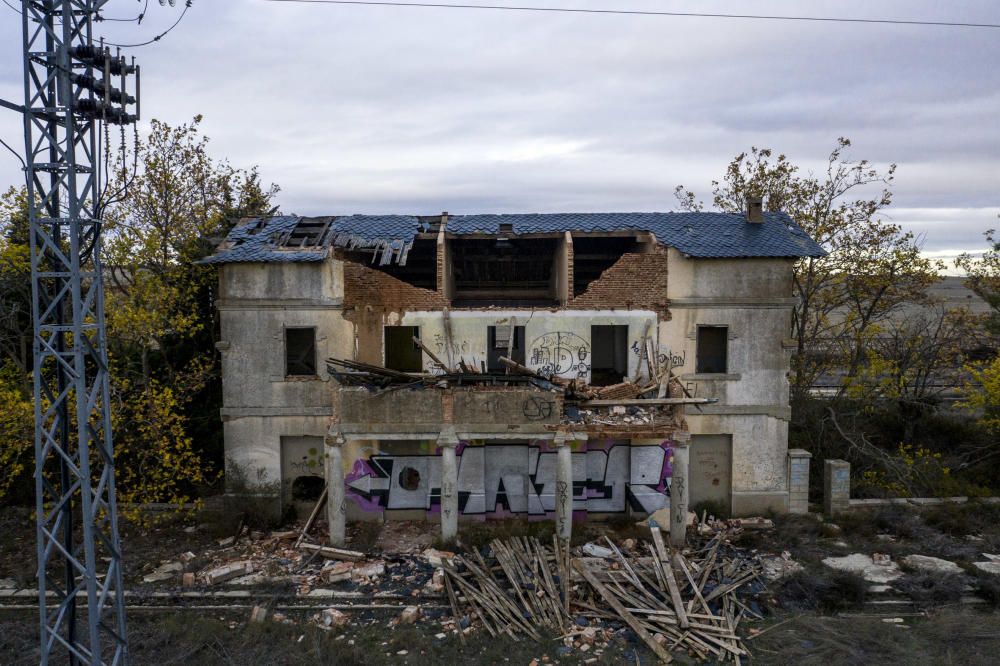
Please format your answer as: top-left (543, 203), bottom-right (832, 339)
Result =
top-left (21, 1), bottom-right (131, 663)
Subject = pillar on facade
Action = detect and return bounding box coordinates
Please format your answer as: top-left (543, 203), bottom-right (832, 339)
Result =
top-left (554, 433), bottom-right (573, 543)
top-left (669, 436), bottom-right (690, 547)
top-left (325, 429), bottom-right (346, 547)
top-left (438, 426), bottom-right (460, 544)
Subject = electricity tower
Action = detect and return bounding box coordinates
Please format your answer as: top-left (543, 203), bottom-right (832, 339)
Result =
top-left (20, 1), bottom-right (138, 663)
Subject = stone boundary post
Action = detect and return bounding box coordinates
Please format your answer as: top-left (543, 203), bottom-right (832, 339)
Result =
top-left (823, 459), bottom-right (851, 516)
top-left (787, 449), bottom-right (812, 514)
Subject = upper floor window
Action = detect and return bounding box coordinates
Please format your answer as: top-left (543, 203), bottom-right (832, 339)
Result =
top-left (696, 325), bottom-right (728, 374)
top-left (384, 325), bottom-right (422, 372)
top-left (285, 327), bottom-right (317, 376)
top-left (590, 324), bottom-right (629, 386)
top-left (487, 325), bottom-right (525, 372)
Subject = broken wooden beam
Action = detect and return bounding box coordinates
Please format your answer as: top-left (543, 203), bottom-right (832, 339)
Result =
top-left (297, 542), bottom-right (365, 562)
top-left (578, 398), bottom-right (718, 407)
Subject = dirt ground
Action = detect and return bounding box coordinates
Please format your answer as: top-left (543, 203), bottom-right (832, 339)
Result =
top-left (2, 501), bottom-right (1000, 665)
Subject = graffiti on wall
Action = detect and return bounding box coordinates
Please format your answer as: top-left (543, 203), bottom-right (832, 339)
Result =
top-left (631, 341), bottom-right (686, 369)
top-left (344, 441), bottom-right (674, 516)
top-left (529, 332), bottom-right (590, 377)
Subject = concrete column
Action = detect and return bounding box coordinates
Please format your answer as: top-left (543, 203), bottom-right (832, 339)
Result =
top-left (325, 432), bottom-right (346, 547)
top-left (787, 449), bottom-right (812, 514)
top-left (823, 459), bottom-right (851, 516)
top-left (438, 427), bottom-right (459, 544)
top-left (669, 444), bottom-right (690, 547)
top-left (554, 434), bottom-right (573, 542)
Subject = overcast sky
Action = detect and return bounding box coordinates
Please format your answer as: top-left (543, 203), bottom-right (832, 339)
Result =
top-left (1, 0), bottom-right (998, 271)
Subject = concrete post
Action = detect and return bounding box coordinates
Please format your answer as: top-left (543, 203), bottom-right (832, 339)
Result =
top-left (669, 443), bottom-right (690, 547)
top-left (438, 427), bottom-right (459, 544)
top-left (325, 432), bottom-right (346, 547)
top-left (554, 434), bottom-right (573, 542)
top-left (823, 459), bottom-right (851, 516)
top-left (787, 449), bottom-right (812, 514)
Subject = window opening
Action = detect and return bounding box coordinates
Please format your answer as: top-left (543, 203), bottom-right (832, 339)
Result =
top-left (285, 328), bottom-right (317, 376)
top-left (384, 325), bottom-right (422, 372)
top-left (590, 325), bottom-right (629, 386)
top-left (696, 326), bottom-right (728, 374)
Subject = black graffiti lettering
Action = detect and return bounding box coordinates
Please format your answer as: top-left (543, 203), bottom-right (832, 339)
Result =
top-left (522, 396), bottom-right (554, 420)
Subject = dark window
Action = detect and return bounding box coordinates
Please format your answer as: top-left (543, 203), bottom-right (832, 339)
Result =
top-left (285, 328), bottom-right (317, 376)
top-left (590, 325), bottom-right (629, 386)
top-left (450, 237), bottom-right (560, 306)
top-left (696, 326), bottom-right (728, 374)
top-left (384, 325), bottom-right (422, 372)
top-left (487, 325), bottom-right (525, 372)
top-left (291, 476), bottom-right (325, 501)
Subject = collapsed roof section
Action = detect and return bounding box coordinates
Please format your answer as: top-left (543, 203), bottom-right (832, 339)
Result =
top-left (203, 211), bottom-right (826, 266)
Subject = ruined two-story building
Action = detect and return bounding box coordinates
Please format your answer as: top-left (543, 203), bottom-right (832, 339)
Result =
top-left (205, 204), bottom-right (824, 538)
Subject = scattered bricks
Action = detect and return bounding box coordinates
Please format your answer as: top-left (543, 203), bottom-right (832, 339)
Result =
top-left (203, 560), bottom-right (253, 585)
top-left (398, 605), bottom-right (421, 624)
top-left (321, 561), bottom-right (355, 584)
top-left (351, 560), bottom-right (386, 582)
top-left (297, 543), bottom-right (365, 562)
top-left (179, 551), bottom-right (196, 563)
top-left (422, 548), bottom-right (455, 566)
top-left (321, 608), bottom-right (350, 629)
top-left (217, 536), bottom-right (236, 548)
top-left (270, 530), bottom-right (297, 540)
top-left (181, 572), bottom-right (197, 587)
top-left (142, 561), bottom-right (182, 583)
top-left (250, 605), bottom-right (269, 623)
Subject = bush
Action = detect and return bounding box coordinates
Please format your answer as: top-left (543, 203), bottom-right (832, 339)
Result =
top-left (774, 569), bottom-right (868, 613)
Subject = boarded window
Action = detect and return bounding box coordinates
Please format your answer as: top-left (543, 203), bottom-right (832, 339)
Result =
top-left (285, 328), bottom-right (317, 376)
top-left (487, 325), bottom-right (525, 372)
top-left (590, 325), bottom-right (629, 386)
top-left (385, 325), bottom-right (422, 372)
top-left (696, 326), bottom-right (728, 374)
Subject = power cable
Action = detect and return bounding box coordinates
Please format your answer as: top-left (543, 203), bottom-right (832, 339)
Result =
top-left (0, 135), bottom-right (25, 169)
top-left (2, 0), bottom-right (22, 15)
top-left (261, 0), bottom-right (1000, 29)
top-left (101, 0), bottom-right (192, 47)
top-left (97, 0), bottom-right (150, 23)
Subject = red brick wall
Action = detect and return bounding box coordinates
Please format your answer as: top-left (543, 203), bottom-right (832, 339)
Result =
top-left (567, 248), bottom-right (670, 316)
top-left (342, 259), bottom-right (448, 311)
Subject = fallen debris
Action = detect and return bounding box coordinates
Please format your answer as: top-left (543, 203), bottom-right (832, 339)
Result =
top-left (441, 530), bottom-right (765, 662)
top-left (901, 554), bottom-right (963, 575)
top-left (203, 561), bottom-right (254, 585)
top-left (297, 543), bottom-right (365, 562)
top-left (822, 553), bottom-right (902, 584)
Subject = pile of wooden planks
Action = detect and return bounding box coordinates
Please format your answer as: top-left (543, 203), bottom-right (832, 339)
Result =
top-left (441, 528), bottom-right (764, 663)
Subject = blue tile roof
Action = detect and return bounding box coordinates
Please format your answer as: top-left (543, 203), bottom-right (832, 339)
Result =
top-left (203, 211), bottom-right (824, 265)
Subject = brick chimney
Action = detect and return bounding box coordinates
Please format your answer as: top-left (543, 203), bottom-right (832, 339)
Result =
top-left (746, 196), bottom-right (764, 224)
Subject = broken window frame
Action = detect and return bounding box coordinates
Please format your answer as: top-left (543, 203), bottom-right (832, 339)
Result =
top-left (285, 326), bottom-right (318, 377)
top-left (696, 325), bottom-right (729, 374)
top-left (487, 325), bottom-right (526, 372)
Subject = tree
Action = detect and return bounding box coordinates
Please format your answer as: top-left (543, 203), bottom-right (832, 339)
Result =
top-left (0, 187), bottom-right (32, 375)
top-left (98, 115), bottom-right (279, 520)
top-left (675, 139), bottom-right (943, 400)
top-left (956, 227), bottom-right (1000, 334)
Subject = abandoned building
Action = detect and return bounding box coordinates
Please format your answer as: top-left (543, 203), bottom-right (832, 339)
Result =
top-left (205, 205), bottom-right (824, 541)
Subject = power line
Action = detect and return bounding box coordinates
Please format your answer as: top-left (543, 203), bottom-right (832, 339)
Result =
top-left (0, 135), bottom-right (25, 169)
top-left (102, 0), bottom-right (193, 47)
top-left (97, 0), bottom-right (151, 23)
top-left (262, 0), bottom-right (1000, 29)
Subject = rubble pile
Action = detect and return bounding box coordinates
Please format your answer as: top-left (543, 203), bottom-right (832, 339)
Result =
top-left (441, 527), bottom-right (768, 663)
